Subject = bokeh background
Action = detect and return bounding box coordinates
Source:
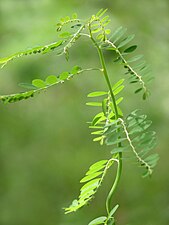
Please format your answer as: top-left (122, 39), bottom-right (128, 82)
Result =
top-left (0, 1), bottom-right (169, 225)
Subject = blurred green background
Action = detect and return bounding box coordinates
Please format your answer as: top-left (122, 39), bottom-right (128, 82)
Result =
top-left (0, 1), bottom-right (168, 225)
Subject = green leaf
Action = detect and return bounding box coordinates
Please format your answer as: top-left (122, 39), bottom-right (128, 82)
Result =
top-left (118, 34), bottom-right (135, 48)
top-left (88, 216), bottom-right (107, 225)
top-left (106, 132), bottom-right (122, 145)
top-left (108, 205), bottom-right (119, 219)
top-left (110, 27), bottom-right (122, 40)
top-left (101, 15), bottom-right (109, 22)
top-left (45, 75), bottom-right (58, 85)
top-left (135, 88), bottom-right (143, 94)
top-left (32, 79), bottom-right (46, 88)
top-left (143, 91), bottom-right (150, 100)
top-left (105, 29), bottom-right (111, 34)
top-left (71, 65), bottom-right (82, 74)
top-left (86, 160), bottom-right (108, 176)
top-left (89, 160), bottom-right (108, 171)
top-left (80, 172), bottom-right (103, 183)
top-left (87, 91), bottom-right (107, 97)
top-left (80, 178), bottom-right (100, 192)
top-left (0, 40), bottom-right (63, 67)
top-left (102, 98), bottom-right (108, 116)
top-left (93, 136), bottom-right (103, 142)
top-left (129, 120), bottom-right (152, 134)
top-left (97, 34), bottom-right (104, 40)
top-left (59, 72), bottom-right (69, 80)
top-left (92, 112), bottom-right (104, 126)
top-left (111, 27), bottom-right (127, 43)
top-left (113, 85), bottom-right (124, 95)
top-left (92, 28), bottom-right (102, 34)
top-left (124, 45), bottom-right (137, 53)
top-left (91, 130), bottom-right (104, 135)
top-left (18, 83), bottom-right (37, 90)
top-left (72, 13), bottom-right (77, 19)
top-left (116, 97), bottom-right (123, 105)
top-left (111, 147), bottom-right (127, 154)
top-left (112, 79), bottom-right (124, 90)
top-left (97, 8), bottom-right (108, 17)
top-left (128, 55), bottom-right (143, 63)
top-left (86, 102), bottom-right (102, 107)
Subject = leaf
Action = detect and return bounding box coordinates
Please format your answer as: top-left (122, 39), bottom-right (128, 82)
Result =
top-left (134, 88), bottom-right (143, 94)
top-left (111, 147), bottom-right (127, 154)
top-left (128, 55), bottom-right (143, 63)
top-left (92, 28), bottom-right (102, 34)
top-left (101, 15), bottom-right (109, 23)
top-left (86, 161), bottom-right (108, 176)
top-left (97, 34), bottom-right (104, 40)
top-left (143, 91), bottom-right (150, 100)
top-left (59, 32), bottom-right (72, 38)
top-left (80, 178), bottom-right (101, 192)
top-left (105, 29), bottom-right (111, 34)
top-left (113, 85), bottom-right (124, 95)
top-left (124, 45), bottom-right (137, 53)
top-left (106, 132), bottom-right (123, 145)
top-left (102, 98), bottom-right (108, 116)
top-left (108, 205), bottom-right (119, 219)
top-left (97, 8), bottom-right (108, 18)
top-left (116, 97), bottom-right (123, 105)
top-left (32, 79), bottom-right (46, 88)
top-left (93, 136), bottom-right (103, 142)
top-left (87, 91), bottom-right (107, 97)
top-left (112, 79), bottom-right (125, 90)
top-left (59, 72), bottom-right (69, 80)
top-left (88, 216), bottom-right (107, 225)
top-left (72, 13), bottom-right (77, 19)
top-left (18, 83), bottom-right (37, 90)
top-left (129, 120), bottom-right (152, 134)
top-left (80, 172), bottom-right (103, 183)
top-left (0, 40), bottom-right (63, 67)
top-left (71, 65), bottom-right (82, 74)
top-left (91, 130), bottom-right (104, 135)
top-left (110, 27), bottom-right (124, 41)
top-left (118, 34), bottom-right (135, 48)
top-left (92, 112), bottom-right (104, 126)
top-left (86, 102), bottom-right (102, 107)
top-left (45, 75), bottom-right (58, 85)
top-left (106, 137), bottom-right (126, 146)
top-left (89, 160), bottom-right (108, 171)
top-left (111, 27), bottom-right (127, 43)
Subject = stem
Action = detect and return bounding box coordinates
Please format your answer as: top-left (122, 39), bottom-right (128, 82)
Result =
top-left (105, 155), bottom-right (122, 214)
top-left (88, 26), bottom-right (122, 214)
top-left (98, 46), bottom-right (122, 214)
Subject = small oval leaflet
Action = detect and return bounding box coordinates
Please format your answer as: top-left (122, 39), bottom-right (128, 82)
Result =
top-left (118, 34), bottom-right (135, 48)
top-left (80, 172), bottom-right (103, 183)
top-left (45, 75), bottom-right (58, 85)
top-left (86, 102), bottom-right (102, 107)
top-left (88, 216), bottom-right (107, 225)
top-left (87, 91), bottom-right (107, 98)
top-left (19, 83), bottom-right (37, 90)
top-left (124, 45), bottom-right (137, 53)
top-left (32, 79), bottom-right (46, 88)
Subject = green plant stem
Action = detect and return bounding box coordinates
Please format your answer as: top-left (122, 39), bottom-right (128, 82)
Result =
top-left (97, 47), bottom-right (122, 214)
top-left (88, 29), bottom-right (122, 214)
top-left (105, 155), bottom-right (122, 214)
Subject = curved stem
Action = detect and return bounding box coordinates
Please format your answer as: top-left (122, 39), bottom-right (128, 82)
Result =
top-left (88, 25), bottom-right (122, 214)
top-left (105, 155), bottom-right (122, 214)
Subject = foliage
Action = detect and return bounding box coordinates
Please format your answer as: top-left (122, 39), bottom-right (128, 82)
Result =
top-left (0, 9), bottom-right (158, 225)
